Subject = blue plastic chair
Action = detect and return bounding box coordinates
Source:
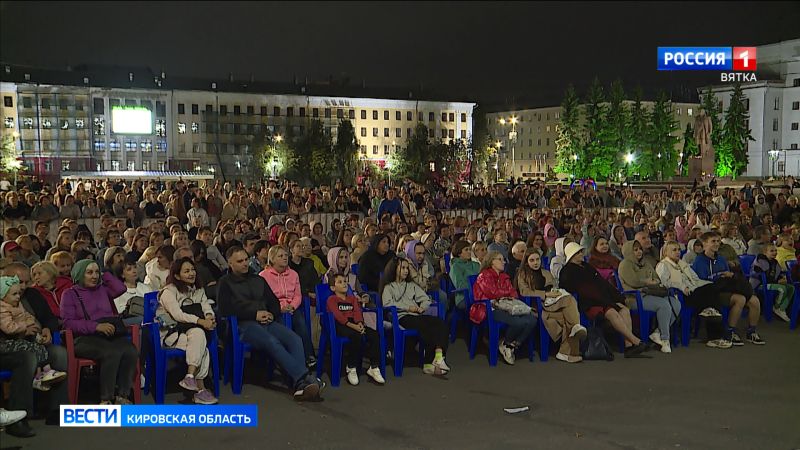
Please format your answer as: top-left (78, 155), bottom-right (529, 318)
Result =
top-left (388, 290), bottom-right (446, 376)
top-left (0, 370), bottom-right (10, 381)
top-left (612, 271), bottom-right (659, 344)
top-left (467, 275), bottom-right (536, 366)
top-left (443, 252), bottom-right (451, 274)
top-left (143, 291), bottom-right (220, 403)
top-left (541, 255), bottom-right (550, 271)
top-left (739, 255), bottom-right (756, 276)
top-left (756, 272), bottom-right (777, 322)
top-left (351, 264), bottom-right (359, 276)
top-left (521, 296), bottom-right (550, 362)
top-left (791, 282), bottom-right (800, 330)
top-left (224, 315), bottom-right (285, 395)
top-left (281, 295), bottom-right (313, 349)
top-left (786, 260), bottom-right (797, 283)
top-left (314, 283), bottom-right (386, 386)
top-left (440, 275), bottom-right (469, 343)
top-left (668, 288), bottom-right (697, 347)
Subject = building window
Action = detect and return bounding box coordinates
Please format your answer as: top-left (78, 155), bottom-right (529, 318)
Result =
top-left (156, 102), bottom-right (166, 117)
top-left (177, 122), bottom-right (186, 134)
top-left (361, 127), bottom-right (367, 137)
top-left (179, 143), bottom-right (186, 153)
top-left (792, 144), bottom-right (799, 150)
top-left (418, 112), bottom-right (423, 122)
top-left (429, 112), bottom-right (434, 122)
top-left (219, 105), bottom-right (227, 116)
top-left (372, 128), bottom-right (378, 137)
top-left (93, 117), bottom-right (104, 135)
top-left (384, 145), bottom-right (389, 155)
top-left (384, 111), bottom-right (389, 120)
top-left (126, 161), bottom-right (135, 171)
top-left (155, 119), bottom-right (166, 137)
top-left (287, 107), bottom-right (294, 117)
top-left (205, 104), bottom-right (213, 113)
top-left (442, 112), bottom-right (447, 122)
top-left (395, 128), bottom-right (401, 137)
top-left (94, 139), bottom-right (105, 151)
top-left (93, 98), bottom-right (104, 113)
top-left (407, 128), bottom-right (412, 137)
top-left (261, 106), bottom-right (268, 116)
top-left (3, 117), bottom-right (13, 128)
top-left (360, 110), bottom-right (366, 119)
top-left (428, 128), bottom-right (434, 138)
top-left (448, 129), bottom-right (454, 139)
top-left (395, 111), bottom-right (401, 121)
top-left (233, 105), bottom-right (241, 116)
top-left (178, 104), bottom-right (185, 114)
top-left (41, 119), bottom-right (52, 129)
top-left (337, 109), bottom-right (344, 119)
top-left (384, 128), bottom-right (389, 137)
top-left (792, 101), bottom-right (800, 111)
top-left (191, 104), bottom-right (199, 115)
top-left (191, 122), bottom-right (199, 134)
top-left (23, 117), bottom-right (33, 129)
top-left (792, 122), bottom-right (799, 131)
top-left (546, 138), bottom-right (550, 146)
top-left (192, 143), bottom-right (199, 153)
top-left (461, 113), bottom-right (466, 123)
top-left (246, 105), bottom-right (254, 116)
top-left (125, 140), bottom-right (135, 151)
top-left (775, 98), bottom-right (780, 110)
top-left (142, 161), bottom-right (150, 171)
top-left (448, 113), bottom-right (454, 122)
top-left (774, 118), bottom-right (779, 131)
top-left (441, 129), bottom-right (447, 138)
top-left (406, 111), bottom-right (412, 121)
top-left (62, 160), bottom-right (70, 171)
top-left (141, 140), bottom-right (152, 152)
top-left (372, 145), bottom-right (378, 155)
top-left (349, 109), bottom-right (355, 119)
top-left (3, 96), bottom-right (12, 107)
top-left (372, 110), bottom-right (378, 120)
top-left (324, 108), bottom-right (331, 118)
top-left (158, 162), bottom-right (165, 171)
top-left (676, 108), bottom-right (682, 116)
top-left (537, 138), bottom-right (542, 146)
top-left (299, 107), bottom-right (306, 117)
top-left (156, 141), bottom-right (166, 152)
top-left (794, 78), bottom-right (800, 87)
top-left (111, 160), bottom-right (120, 171)
top-left (273, 106), bottom-right (280, 117)
top-left (773, 140), bottom-right (779, 150)
top-left (75, 118), bottom-right (85, 129)
top-left (462, 130), bottom-right (467, 139)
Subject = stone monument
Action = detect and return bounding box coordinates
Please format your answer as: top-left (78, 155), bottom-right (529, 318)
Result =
top-left (689, 108), bottom-right (715, 178)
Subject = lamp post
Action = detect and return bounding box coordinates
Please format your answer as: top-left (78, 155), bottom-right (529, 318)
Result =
top-left (271, 134), bottom-right (283, 179)
top-left (571, 153), bottom-right (578, 179)
top-left (624, 152), bottom-right (634, 183)
top-left (498, 116), bottom-right (518, 179)
top-left (769, 149), bottom-right (780, 180)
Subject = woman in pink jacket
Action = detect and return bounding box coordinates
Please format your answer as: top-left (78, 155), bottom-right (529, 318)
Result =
top-left (259, 246), bottom-right (314, 368)
top-left (60, 259), bottom-right (138, 405)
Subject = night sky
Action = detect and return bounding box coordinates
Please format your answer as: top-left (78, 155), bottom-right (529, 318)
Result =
top-left (2, 1), bottom-right (798, 108)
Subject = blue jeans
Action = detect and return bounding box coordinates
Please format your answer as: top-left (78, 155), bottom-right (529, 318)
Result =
top-left (240, 320), bottom-right (307, 385)
top-left (636, 295), bottom-right (682, 341)
top-left (493, 310), bottom-right (538, 346)
top-left (290, 308), bottom-right (313, 360)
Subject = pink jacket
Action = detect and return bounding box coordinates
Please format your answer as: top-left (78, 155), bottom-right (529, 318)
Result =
top-left (61, 272), bottom-right (126, 336)
top-left (0, 301), bottom-right (40, 337)
top-left (259, 267), bottom-right (302, 310)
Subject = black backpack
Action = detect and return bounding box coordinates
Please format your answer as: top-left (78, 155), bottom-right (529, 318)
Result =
top-left (581, 326), bottom-right (614, 361)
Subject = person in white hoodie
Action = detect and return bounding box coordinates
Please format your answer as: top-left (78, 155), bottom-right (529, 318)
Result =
top-left (655, 241), bottom-right (730, 349)
top-left (145, 245), bottom-right (174, 290)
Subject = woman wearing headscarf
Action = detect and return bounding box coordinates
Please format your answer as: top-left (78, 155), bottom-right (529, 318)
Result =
top-left (59, 259), bottom-right (138, 404)
top-left (608, 224), bottom-right (627, 260)
top-left (548, 237), bottom-right (570, 285)
top-left (357, 234), bottom-right (395, 292)
top-left (588, 236), bottom-right (621, 281)
top-left (543, 223), bottom-right (559, 252)
top-left (323, 246), bottom-right (376, 329)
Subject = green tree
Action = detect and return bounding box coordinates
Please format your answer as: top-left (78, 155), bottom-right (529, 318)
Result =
top-left (679, 122), bottom-right (698, 176)
top-left (648, 92), bottom-right (679, 180)
top-left (554, 84), bottom-right (582, 177)
top-left (252, 132), bottom-right (297, 180)
top-left (628, 86), bottom-right (649, 179)
top-left (393, 123), bottom-right (431, 181)
top-left (0, 134), bottom-right (24, 177)
top-left (715, 84), bottom-right (753, 178)
top-left (331, 119), bottom-right (360, 184)
top-left (606, 79), bottom-right (631, 177)
top-left (292, 119), bottom-right (332, 184)
top-left (581, 78), bottom-right (614, 179)
top-left (470, 107), bottom-right (491, 185)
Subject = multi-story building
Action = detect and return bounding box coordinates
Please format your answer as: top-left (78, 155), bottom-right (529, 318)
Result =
top-left (487, 101), bottom-right (700, 180)
top-left (700, 38), bottom-right (800, 178)
top-left (0, 64), bottom-right (475, 184)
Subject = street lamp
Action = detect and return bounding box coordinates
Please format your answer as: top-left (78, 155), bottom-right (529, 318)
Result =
top-left (498, 116), bottom-right (518, 179)
top-left (272, 156), bottom-right (278, 179)
top-left (624, 153), bottom-right (634, 181)
top-left (769, 149), bottom-right (780, 180)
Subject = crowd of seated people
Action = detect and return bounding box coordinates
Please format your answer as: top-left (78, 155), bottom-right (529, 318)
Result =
top-left (1, 176), bottom-right (798, 438)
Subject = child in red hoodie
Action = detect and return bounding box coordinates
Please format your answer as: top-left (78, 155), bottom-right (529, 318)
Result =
top-left (326, 274), bottom-right (384, 386)
top-left (49, 251), bottom-right (74, 305)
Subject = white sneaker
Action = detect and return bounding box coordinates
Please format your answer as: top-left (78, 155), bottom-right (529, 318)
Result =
top-left (345, 366), bottom-right (359, 386)
top-left (0, 408), bottom-right (26, 427)
top-left (556, 352), bottom-right (583, 363)
top-left (569, 324), bottom-right (588, 339)
top-left (649, 331), bottom-right (664, 347)
top-left (433, 357), bottom-right (450, 373)
top-left (699, 307), bottom-right (722, 317)
top-left (40, 369), bottom-right (67, 384)
top-left (498, 341), bottom-right (515, 365)
top-left (773, 308), bottom-right (791, 322)
top-left (660, 342), bottom-right (672, 353)
top-left (366, 366), bottom-right (385, 384)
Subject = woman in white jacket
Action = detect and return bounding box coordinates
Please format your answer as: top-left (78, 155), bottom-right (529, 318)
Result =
top-left (157, 257), bottom-right (217, 404)
top-left (655, 241), bottom-right (729, 349)
top-left (145, 245), bottom-right (173, 290)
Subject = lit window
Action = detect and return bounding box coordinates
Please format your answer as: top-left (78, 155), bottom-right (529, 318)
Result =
top-left (96, 163), bottom-right (102, 171)
top-left (94, 139), bottom-right (105, 151)
top-left (158, 162), bottom-right (166, 171)
top-left (93, 117), bottom-right (104, 135)
top-left (110, 140), bottom-right (120, 150)
top-left (372, 145), bottom-right (378, 154)
top-left (23, 117), bottom-right (34, 128)
top-left (155, 119), bottom-right (166, 137)
top-left (127, 161), bottom-right (135, 171)
top-left (141, 140), bottom-right (152, 152)
top-left (688, 108), bottom-right (693, 116)
top-left (42, 119), bottom-right (52, 129)
top-left (75, 119), bottom-right (85, 129)
top-left (177, 122), bottom-right (186, 134)
top-left (3, 117), bottom-right (13, 128)
top-left (62, 160), bottom-right (70, 171)
top-left (125, 140), bottom-right (136, 151)
top-left (193, 162), bottom-right (201, 171)
top-left (156, 140), bottom-right (166, 152)
top-left (142, 161), bottom-right (150, 171)
top-left (191, 122), bottom-right (199, 133)
top-left (44, 160), bottom-right (52, 172)
top-left (61, 120), bottom-right (69, 130)
top-left (111, 161), bottom-right (120, 171)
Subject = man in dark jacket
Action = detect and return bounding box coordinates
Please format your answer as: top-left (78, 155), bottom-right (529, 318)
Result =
top-left (217, 247), bottom-right (322, 401)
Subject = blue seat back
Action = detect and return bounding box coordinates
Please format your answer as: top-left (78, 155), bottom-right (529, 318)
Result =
top-left (542, 255), bottom-right (550, 271)
top-left (739, 254), bottom-right (756, 276)
top-left (351, 264), bottom-right (359, 276)
top-left (143, 291), bottom-right (159, 323)
top-left (444, 252), bottom-right (451, 274)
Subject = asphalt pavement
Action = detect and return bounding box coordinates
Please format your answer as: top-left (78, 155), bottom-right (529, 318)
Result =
top-left (2, 321), bottom-right (799, 450)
